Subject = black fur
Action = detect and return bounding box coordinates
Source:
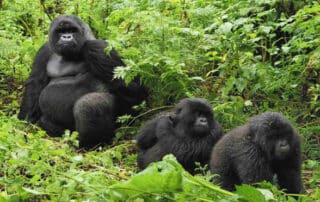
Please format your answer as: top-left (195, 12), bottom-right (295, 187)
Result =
top-left (18, 15), bottom-right (147, 149)
top-left (136, 98), bottom-right (223, 174)
top-left (210, 112), bottom-right (303, 194)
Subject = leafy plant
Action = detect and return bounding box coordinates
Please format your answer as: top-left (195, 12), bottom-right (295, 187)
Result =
top-left (0, 0), bottom-right (319, 201)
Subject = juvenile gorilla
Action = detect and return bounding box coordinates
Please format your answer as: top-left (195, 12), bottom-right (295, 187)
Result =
top-left (210, 112), bottom-right (303, 193)
top-left (18, 15), bottom-right (147, 148)
top-left (136, 98), bottom-right (223, 174)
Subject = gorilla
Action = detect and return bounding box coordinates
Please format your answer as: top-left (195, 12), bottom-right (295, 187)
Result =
top-left (136, 98), bottom-right (223, 174)
top-left (210, 112), bottom-right (303, 194)
top-left (18, 15), bottom-right (147, 149)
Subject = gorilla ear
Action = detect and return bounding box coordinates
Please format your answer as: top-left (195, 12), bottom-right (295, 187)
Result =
top-left (169, 114), bottom-right (177, 125)
top-left (247, 132), bottom-right (254, 140)
top-left (247, 127), bottom-right (256, 140)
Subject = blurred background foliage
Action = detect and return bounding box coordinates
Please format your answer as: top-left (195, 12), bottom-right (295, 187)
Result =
top-left (0, 0), bottom-right (319, 201)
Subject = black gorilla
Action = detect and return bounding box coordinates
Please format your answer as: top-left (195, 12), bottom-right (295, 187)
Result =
top-left (136, 98), bottom-right (223, 174)
top-left (18, 15), bottom-right (147, 148)
top-left (210, 112), bottom-right (303, 193)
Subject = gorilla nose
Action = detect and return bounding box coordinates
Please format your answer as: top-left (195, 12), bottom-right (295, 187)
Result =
top-left (61, 34), bottom-right (73, 41)
top-left (199, 117), bottom-right (207, 123)
top-left (280, 140), bottom-right (288, 146)
top-left (198, 117), bottom-right (208, 125)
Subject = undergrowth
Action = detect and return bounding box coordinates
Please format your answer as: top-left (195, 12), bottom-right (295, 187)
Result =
top-left (0, 0), bottom-right (319, 201)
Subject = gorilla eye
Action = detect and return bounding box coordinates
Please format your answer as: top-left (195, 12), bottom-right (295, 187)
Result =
top-left (64, 27), bottom-right (78, 33)
top-left (198, 112), bottom-right (209, 118)
top-left (56, 27), bottom-right (78, 34)
top-left (198, 113), bottom-right (204, 118)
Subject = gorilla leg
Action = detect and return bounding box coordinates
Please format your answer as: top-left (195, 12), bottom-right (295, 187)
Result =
top-left (38, 116), bottom-right (66, 137)
top-left (211, 167), bottom-right (240, 191)
top-left (137, 144), bottom-right (165, 169)
top-left (74, 92), bottom-right (115, 148)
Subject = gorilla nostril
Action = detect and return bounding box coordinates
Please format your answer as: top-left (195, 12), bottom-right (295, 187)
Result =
top-left (199, 117), bottom-right (207, 123)
top-left (62, 34), bottom-right (73, 41)
top-left (280, 140), bottom-right (288, 147)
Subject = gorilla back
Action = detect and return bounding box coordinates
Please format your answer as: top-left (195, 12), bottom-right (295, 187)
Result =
top-left (19, 15), bottom-right (147, 149)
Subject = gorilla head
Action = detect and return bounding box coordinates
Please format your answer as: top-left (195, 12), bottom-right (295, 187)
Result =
top-left (248, 112), bottom-right (295, 160)
top-left (210, 112), bottom-right (303, 193)
top-left (170, 98), bottom-right (214, 137)
top-left (49, 15), bottom-right (95, 58)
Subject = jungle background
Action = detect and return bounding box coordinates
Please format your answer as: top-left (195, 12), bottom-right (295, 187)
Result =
top-left (0, 0), bottom-right (319, 201)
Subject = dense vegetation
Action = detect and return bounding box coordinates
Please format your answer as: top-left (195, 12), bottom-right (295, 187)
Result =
top-left (0, 0), bottom-right (319, 201)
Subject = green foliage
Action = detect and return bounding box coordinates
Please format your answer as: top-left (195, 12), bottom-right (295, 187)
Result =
top-left (0, 115), bottom-right (135, 201)
top-left (108, 155), bottom-right (235, 201)
top-left (304, 160), bottom-right (320, 191)
top-left (0, 0), bottom-right (319, 201)
top-left (0, 113), bottom-right (317, 201)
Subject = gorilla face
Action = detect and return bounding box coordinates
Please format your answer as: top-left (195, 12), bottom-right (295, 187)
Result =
top-left (273, 138), bottom-right (291, 159)
top-left (193, 113), bottom-right (210, 134)
top-left (249, 112), bottom-right (295, 160)
top-left (171, 98), bottom-right (214, 137)
top-left (270, 126), bottom-right (294, 160)
top-left (49, 15), bottom-right (87, 58)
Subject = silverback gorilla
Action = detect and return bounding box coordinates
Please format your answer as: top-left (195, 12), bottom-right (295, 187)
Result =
top-left (136, 98), bottom-right (223, 174)
top-left (18, 15), bottom-right (147, 149)
top-left (210, 112), bottom-right (303, 193)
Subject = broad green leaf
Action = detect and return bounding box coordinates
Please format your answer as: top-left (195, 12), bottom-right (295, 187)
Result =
top-left (236, 184), bottom-right (267, 202)
top-left (108, 155), bottom-right (183, 200)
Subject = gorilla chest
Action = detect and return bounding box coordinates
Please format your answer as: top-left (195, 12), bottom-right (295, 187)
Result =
top-left (46, 54), bottom-right (87, 77)
top-left (40, 73), bottom-right (107, 105)
top-left (39, 55), bottom-right (108, 114)
top-left (163, 136), bottom-right (213, 163)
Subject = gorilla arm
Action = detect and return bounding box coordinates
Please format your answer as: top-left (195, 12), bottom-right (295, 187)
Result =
top-left (81, 40), bottom-right (124, 81)
top-left (274, 138), bottom-right (304, 194)
top-left (82, 39), bottom-right (148, 109)
top-left (136, 117), bottom-right (160, 150)
top-left (236, 149), bottom-right (274, 184)
top-left (18, 43), bottom-right (52, 123)
top-left (211, 121), bottom-right (224, 142)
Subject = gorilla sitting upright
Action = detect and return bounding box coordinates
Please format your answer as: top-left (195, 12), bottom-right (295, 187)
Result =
top-left (136, 98), bottom-right (223, 174)
top-left (18, 15), bottom-right (147, 149)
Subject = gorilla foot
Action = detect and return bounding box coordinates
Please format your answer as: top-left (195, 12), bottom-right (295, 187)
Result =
top-left (39, 116), bottom-right (66, 137)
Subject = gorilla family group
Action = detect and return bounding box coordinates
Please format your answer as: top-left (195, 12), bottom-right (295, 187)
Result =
top-left (18, 15), bottom-right (303, 194)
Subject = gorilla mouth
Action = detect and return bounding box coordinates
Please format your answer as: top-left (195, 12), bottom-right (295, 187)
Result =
top-left (193, 125), bottom-right (210, 136)
top-left (58, 42), bottom-right (76, 49)
top-left (274, 150), bottom-right (289, 160)
top-left (57, 42), bottom-right (79, 55)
